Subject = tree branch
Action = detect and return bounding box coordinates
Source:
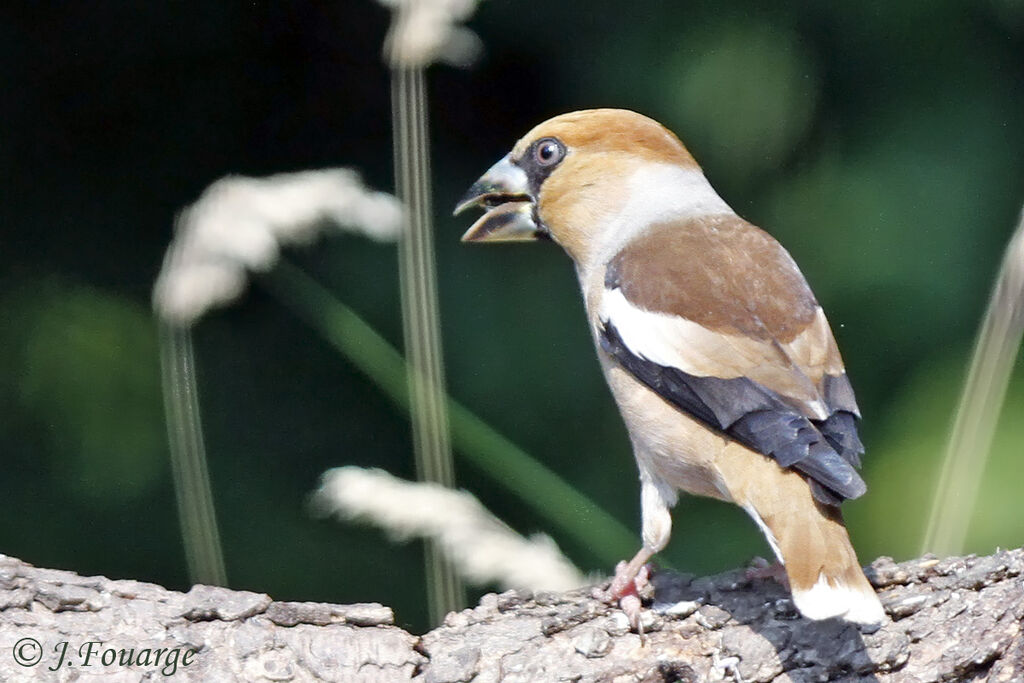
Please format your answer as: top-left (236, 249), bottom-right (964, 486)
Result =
top-left (1, 548), bottom-right (1021, 681)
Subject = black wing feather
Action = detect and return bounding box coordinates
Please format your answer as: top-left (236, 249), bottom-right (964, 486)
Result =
top-left (600, 320), bottom-right (866, 504)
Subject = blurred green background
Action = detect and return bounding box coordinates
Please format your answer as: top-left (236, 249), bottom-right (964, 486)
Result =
top-left (2, 1), bottom-right (1023, 633)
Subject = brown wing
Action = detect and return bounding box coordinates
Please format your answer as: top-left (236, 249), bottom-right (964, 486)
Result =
top-left (599, 215), bottom-right (865, 503)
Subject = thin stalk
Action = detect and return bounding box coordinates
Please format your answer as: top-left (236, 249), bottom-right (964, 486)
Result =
top-left (264, 261), bottom-right (638, 565)
top-left (391, 65), bottom-right (463, 621)
top-left (922, 206), bottom-right (1024, 556)
top-left (158, 322), bottom-right (228, 586)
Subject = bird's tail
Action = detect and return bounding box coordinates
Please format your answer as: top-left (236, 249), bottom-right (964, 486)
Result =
top-left (773, 500), bottom-right (884, 624)
top-left (717, 447), bottom-right (886, 625)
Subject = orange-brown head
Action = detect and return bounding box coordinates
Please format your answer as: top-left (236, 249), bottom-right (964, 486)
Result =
top-left (455, 109), bottom-right (711, 265)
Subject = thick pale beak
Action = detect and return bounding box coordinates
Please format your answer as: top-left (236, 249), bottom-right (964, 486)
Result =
top-left (454, 155), bottom-right (541, 242)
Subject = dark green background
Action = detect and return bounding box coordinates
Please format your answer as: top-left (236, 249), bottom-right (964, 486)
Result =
top-left (3, 1), bottom-right (1023, 632)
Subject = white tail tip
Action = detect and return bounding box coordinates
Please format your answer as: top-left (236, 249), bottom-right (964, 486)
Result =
top-left (792, 573), bottom-right (886, 625)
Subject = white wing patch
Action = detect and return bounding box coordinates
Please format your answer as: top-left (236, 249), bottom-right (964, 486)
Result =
top-left (599, 287), bottom-right (832, 419)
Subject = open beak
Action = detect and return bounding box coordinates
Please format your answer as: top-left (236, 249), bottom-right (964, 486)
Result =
top-left (454, 155), bottom-right (542, 242)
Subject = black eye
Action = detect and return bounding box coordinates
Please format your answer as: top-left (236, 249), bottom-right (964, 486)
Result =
top-left (533, 137), bottom-right (565, 167)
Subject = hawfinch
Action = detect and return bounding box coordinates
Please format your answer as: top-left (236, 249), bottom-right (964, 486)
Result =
top-left (455, 109), bottom-right (885, 626)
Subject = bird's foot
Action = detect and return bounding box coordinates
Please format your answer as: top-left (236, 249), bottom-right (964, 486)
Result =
top-left (593, 560), bottom-right (654, 635)
top-left (746, 556), bottom-right (789, 590)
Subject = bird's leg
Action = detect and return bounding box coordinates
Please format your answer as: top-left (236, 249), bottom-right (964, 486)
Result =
top-left (595, 474), bottom-right (672, 632)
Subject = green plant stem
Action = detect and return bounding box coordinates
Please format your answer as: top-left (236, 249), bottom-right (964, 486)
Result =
top-left (391, 65), bottom-right (463, 621)
top-left (264, 261), bottom-right (638, 565)
top-left (922, 206), bottom-right (1024, 556)
top-left (158, 322), bottom-right (228, 586)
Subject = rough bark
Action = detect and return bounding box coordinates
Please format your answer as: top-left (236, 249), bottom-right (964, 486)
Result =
top-left (0, 548), bottom-right (1021, 682)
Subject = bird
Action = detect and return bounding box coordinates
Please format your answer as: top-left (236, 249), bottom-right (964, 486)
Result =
top-left (454, 108), bottom-right (885, 626)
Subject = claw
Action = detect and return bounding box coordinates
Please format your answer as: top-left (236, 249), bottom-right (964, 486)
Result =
top-left (620, 592), bottom-right (644, 640)
top-left (595, 561), bottom-right (654, 638)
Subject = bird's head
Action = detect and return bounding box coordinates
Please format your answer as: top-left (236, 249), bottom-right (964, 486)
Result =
top-left (455, 109), bottom-right (706, 265)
